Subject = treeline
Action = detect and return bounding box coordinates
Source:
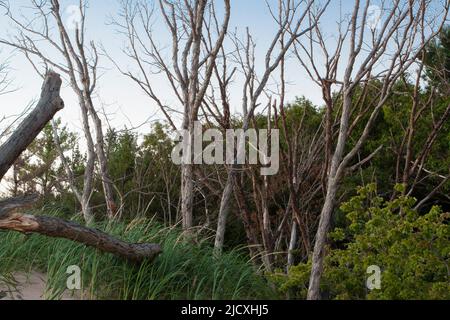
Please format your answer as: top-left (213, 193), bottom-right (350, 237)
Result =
top-left (0, 1), bottom-right (449, 300)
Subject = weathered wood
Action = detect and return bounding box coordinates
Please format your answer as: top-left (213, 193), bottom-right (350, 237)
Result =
top-left (0, 194), bottom-right (39, 219)
top-left (0, 73), bottom-right (162, 263)
top-left (0, 195), bottom-right (162, 263)
top-left (0, 72), bottom-right (64, 180)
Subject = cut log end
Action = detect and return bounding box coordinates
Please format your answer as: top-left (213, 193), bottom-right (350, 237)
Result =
top-left (128, 243), bottom-right (163, 262)
top-left (41, 71), bottom-right (62, 96)
top-left (0, 213), bottom-right (40, 232)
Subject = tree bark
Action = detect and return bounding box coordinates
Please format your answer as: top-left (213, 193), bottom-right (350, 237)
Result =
top-left (85, 97), bottom-right (118, 220)
top-left (307, 183), bottom-right (338, 300)
top-left (0, 72), bottom-right (162, 263)
top-left (0, 72), bottom-right (64, 180)
top-left (0, 195), bottom-right (161, 263)
top-left (214, 172), bottom-right (234, 254)
top-left (181, 163), bottom-right (194, 229)
top-left (287, 221), bottom-right (297, 269)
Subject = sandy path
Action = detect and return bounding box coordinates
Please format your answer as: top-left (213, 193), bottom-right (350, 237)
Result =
top-left (0, 272), bottom-right (79, 300)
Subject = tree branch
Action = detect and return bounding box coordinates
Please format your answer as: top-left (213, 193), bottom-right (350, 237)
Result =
top-left (0, 72), bottom-right (162, 263)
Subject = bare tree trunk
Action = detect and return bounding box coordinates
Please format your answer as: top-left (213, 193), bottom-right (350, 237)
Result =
top-left (51, 119), bottom-right (95, 224)
top-left (85, 98), bottom-right (117, 219)
top-left (214, 172), bottom-right (234, 253)
top-left (307, 182), bottom-right (338, 300)
top-left (77, 98), bottom-right (96, 224)
top-left (234, 178), bottom-right (261, 259)
top-left (308, 75), bottom-right (356, 299)
top-left (0, 72), bottom-right (64, 179)
top-left (52, 116), bottom-right (94, 224)
top-left (287, 221), bottom-right (298, 269)
top-left (0, 73), bottom-right (161, 263)
top-left (181, 163), bottom-right (194, 229)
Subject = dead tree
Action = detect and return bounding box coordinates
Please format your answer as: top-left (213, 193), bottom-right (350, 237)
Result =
top-left (0, 72), bottom-right (161, 263)
top-left (0, 72), bottom-right (63, 178)
top-left (110, 0), bottom-right (231, 230)
top-left (214, 0), bottom-right (330, 255)
top-left (0, 0), bottom-right (117, 222)
top-left (0, 195), bottom-right (161, 263)
top-left (394, 51), bottom-right (450, 209)
top-left (305, 0), bottom-right (449, 300)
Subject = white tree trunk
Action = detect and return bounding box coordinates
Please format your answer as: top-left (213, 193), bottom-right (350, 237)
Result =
top-left (85, 98), bottom-right (117, 219)
top-left (214, 173), bottom-right (234, 253)
top-left (181, 163), bottom-right (194, 229)
top-left (287, 221), bottom-right (298, 269)
top-left (307, 182), bottom-right (338, 300)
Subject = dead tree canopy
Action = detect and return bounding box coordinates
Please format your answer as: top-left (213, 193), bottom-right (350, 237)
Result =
top-left (0, 72), bottom-right (161, 263)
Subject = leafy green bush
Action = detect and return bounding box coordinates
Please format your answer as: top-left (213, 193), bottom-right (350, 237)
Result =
top-left (271, 184), bottom-right (450, 300)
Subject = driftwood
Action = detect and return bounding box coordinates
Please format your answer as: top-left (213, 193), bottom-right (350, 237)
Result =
top-left (0, 72), bottom-right (162, 263)
top-left (0, 195), bottom-right (161, 262)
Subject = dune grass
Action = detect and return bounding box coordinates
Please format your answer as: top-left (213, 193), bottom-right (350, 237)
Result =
top-left (0, 208), bottom-right (276, 300)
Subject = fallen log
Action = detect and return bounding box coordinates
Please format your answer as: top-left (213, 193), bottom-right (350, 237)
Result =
top-left (0, 72), bottom-right (162, 263)
top-left (0, 195), bottom-right (162, 263)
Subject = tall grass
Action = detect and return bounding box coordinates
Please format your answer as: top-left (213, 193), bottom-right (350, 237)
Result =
top-left (0, 208), bottom-right (276, 300)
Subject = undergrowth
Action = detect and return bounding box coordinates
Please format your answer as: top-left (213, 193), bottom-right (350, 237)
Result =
top-left (0, 208), bottom-right (276, 300)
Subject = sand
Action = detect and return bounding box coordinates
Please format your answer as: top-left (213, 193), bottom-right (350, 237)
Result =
top-left (0, 272), bottom-right (79, 300)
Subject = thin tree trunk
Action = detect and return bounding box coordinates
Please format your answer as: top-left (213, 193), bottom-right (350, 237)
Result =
top-left (77, 98), bottom-right (96, 224)
top-left (307, 183), bottom-right (337, 300)
top-left (307, 89), bottom-right (352, 300)
top-left (181, 163), bottom-right (194, 229)
top-left (214, 172), bottom-right (234, 253)
top-left (287, 221), bottom-right (298, 269)
top-left (51, 120), bottom-right (85, 213)
top-left (85, 98), bottom-right (117, 219)
top-left (234, 177), bottom-right (261, 259)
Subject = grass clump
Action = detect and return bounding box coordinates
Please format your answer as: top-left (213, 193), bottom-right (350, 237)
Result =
top-left (0, 208), bottom-right (276, 300)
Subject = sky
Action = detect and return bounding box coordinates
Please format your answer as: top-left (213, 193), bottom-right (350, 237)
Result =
top-left (0, 0), bottom-right (445, 137)
top-left (0, 0), bottom-right (338, 135)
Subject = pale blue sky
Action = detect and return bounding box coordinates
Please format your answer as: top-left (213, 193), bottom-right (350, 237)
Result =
top-left (0, 0), bottom-right (445, 135)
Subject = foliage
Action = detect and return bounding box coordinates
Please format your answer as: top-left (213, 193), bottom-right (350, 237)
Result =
top-left (2, 28), bottom-right (450, 301)
top-left (340, 77), bottom-right (450, 212)
top-left (6, 119), bottom-right (78, 198)
top-left (422, 25), bottom-right (450, 91)
top-left (271, 184), bottom-right (450, 300)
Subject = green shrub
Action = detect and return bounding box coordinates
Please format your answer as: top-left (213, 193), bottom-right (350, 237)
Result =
top-left (271, 184), bottom-right (450, 300)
